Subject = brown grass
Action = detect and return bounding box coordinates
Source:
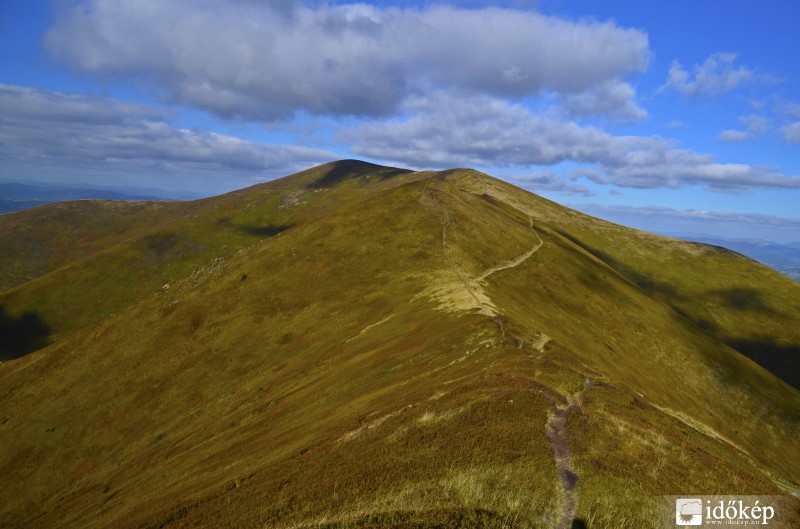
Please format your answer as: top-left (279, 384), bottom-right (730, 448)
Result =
top-left (1, 161), bottom-right (798, 528)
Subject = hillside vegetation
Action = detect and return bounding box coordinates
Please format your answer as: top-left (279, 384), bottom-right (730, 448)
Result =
top-left (1, 161), bottom-right (798, 528)
top-left (0, 162), bottom-right (421, 351)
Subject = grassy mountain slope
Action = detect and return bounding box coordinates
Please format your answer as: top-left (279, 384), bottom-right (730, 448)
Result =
top-left (449, 171), bottom-right (800, 389)
top-left (0, 200), bottom-right (176, 292)
top-left (0, 161), bottom-right (421, 355)
top-left (1, 162), bottom-right (798, 528)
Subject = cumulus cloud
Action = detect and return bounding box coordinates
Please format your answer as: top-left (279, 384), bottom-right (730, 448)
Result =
top-left (662, 53), bottom-right (754, 97)
top-left (505, 172), bottom-right (593, 196)
top-left (557, 80), bottom-right (647, 123)
top-left (346, 92), bottom-right (659, 168)
top-left (0, 85), bottom-right (337, 190)
top-left (740, 114), bottom-right (768, 135)
top-left (45, 0), bottom-right (649, 120)
top-left (346, 92), bottom-right (800, 191)
top-left (586, 150), bottom-right (798, 191)
top-left (781, 122), bottom-right (800, 144)
top-left (718, 114), bottom-right (768, 142)
top-left (573, 204), bottom-right (800, 243)
top-left (773, 101), bottom-right (800, 144)
top-left (718, 130), bottom-right (750, 142)
top-left (778, 101), bottom-right (800, 119)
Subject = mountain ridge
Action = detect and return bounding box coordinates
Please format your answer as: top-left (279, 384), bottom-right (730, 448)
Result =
top-left (1, 161), bottom-right (798, 528)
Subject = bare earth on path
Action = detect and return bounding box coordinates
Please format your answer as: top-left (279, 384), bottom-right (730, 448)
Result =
top-left (547, 379), bottom-right (594, 529)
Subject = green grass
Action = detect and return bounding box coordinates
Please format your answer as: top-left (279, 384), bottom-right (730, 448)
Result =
top-left (0, 161), bottom-right (798, 528)
top-left (0, 199), bottom-right (175, 292)
top-left (0, 161), bottom-right (428, 349)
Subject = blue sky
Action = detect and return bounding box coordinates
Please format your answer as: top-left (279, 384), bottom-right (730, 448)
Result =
top-left (1, 1), bottom-right (799, 242)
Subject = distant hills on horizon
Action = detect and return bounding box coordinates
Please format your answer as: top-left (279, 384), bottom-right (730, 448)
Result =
top-left (0, 181), bottom-right (199, 214)
top-left (665, 233), bottom-right (800, 281)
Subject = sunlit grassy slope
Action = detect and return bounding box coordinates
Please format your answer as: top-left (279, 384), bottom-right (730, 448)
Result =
top-left (0, 199), bottom-right (175, 292)
top-left (0, 162), bottom-right (422, 351)
top-left (1, 161), bottom-right (798, 528)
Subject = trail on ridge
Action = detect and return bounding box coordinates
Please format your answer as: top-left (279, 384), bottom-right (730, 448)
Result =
top-left (547, 379), bottom-right (594, 529)
top-left (421, 185), bottom-right (544, 316)
top-left (474, 216), bottom-right (543, 282)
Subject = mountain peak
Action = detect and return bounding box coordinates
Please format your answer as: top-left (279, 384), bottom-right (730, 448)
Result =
top-left (1, 162), bottom-right (798, 529)
top-left (297, 159), bottom-right (415, 189)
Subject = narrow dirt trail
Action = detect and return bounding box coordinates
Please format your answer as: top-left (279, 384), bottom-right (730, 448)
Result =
top-left (420, 184), bottom-right (545, 322)
top-left (422, 186), bottom-right (487, 310)
top-left (547, 379), bottom-right (593, 529)
top-left (475, 217), bottom-right (543, 283)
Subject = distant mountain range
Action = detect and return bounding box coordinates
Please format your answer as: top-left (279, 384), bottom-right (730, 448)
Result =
top-left (0, 182), bottom-right (192, 214)
top-left (667, 233), bottom-right (800, 281)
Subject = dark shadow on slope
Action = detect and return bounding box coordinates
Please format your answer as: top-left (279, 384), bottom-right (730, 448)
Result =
top-left (238, 224), bottom-right (293, 238)
top-left (571, 519), bottom-right (589, 529)
top-left (556, 230), bottom-right (797, 388)
top-left (726, 339), bottom-right (800, 389)
top-left (711, 287), bottom-right (775, 314)
top-left (144, 232), bottom-right (178, 256)
top-left (434, 168), bottom-right (468, 181)
top-left (216, 215), bottom-right (292, 238)
top-left (142, 232), bottom-right (209, 262)
top-left (667, 303), bottom-right (717, 335)
top-left (0, 305), bottom-right (51, 360)
top-left (307, 160), bottom-right (413, 189)
top-left (555, 229), bottom-right (680, 299)
top-left (667, 297), bottom-right (797, 389)
top-left (478, 192), bottom-right (528, 220)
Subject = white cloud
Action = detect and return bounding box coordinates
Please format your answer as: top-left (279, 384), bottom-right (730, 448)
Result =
top-left (573, 204), bottom-right (800, 244)
top-left (739, 114), bottom-right (768, 135)
top-left (589, 150), bottom-right (799, 191)
top-left (505, 172), bottom-right (593, 196)
top-left (718, 130), bottom-right (750, 142)
top-left (0, 85), bottom-right (337, 191)
top-left (781, 122), bottom-right (800, 144)
top-left (346, 91), bottom-right (661, 168)
top-left (778, 101), bottom-right (800, 119)
top-left (718, 114), bottom-right (768, 142)
top-left (557, 80), bottom-right (647, 123)
top-left (773, 102), bottom-right (800, 144)
top-left (662, 53), bottom-right (754, 97)
top-left (346, 92), bottom-right (800, 191)
top-left (45, 0), bottom-right (649, 120)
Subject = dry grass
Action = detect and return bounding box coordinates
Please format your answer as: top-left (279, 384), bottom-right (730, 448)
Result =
top-left (1, 161), bottom-right (798, 528)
